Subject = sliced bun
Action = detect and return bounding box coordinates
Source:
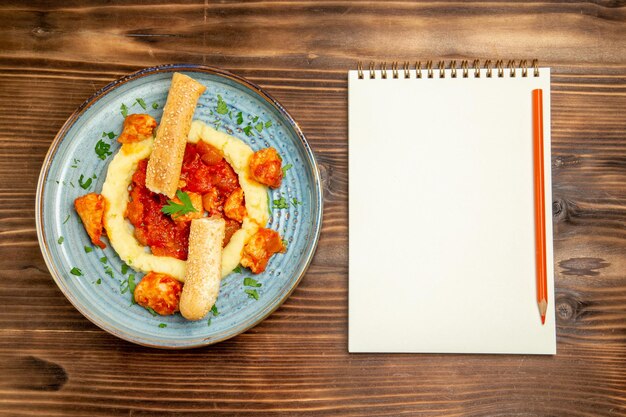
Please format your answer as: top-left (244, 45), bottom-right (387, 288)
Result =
top-left (146, 72), bottom-right (206, 198)
top-left (179, 217), bottom-right (225, 320)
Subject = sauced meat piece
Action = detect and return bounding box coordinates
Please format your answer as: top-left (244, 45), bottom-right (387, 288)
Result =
top-left (126, 159), bottom-right (190, 260)
top-left (249, 147), bottom-right (283, 188)
top-left (180, 144), bottom-right (239, 195)
top-left (134, 272), bottom-right (182, 316)
top-left (74, 193), bottom-right (107, 249)
top-left (240, 228), bottom-right (286, 274)
top-left (223, 218), bottom-right (241, 246)
top-left (201, 187), bottom-right (222, 217)
top-left (223, 188), bottom-right (247, 223)
top-left (117, 114), bottom-right (157, 144)
top-left (196, 141), bottom-right (223, 165)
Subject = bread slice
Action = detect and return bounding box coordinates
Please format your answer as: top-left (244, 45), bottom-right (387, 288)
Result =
top-left (145, 72), bottom-right (206, 198)
top-left (179, 217), bottom-right (225, 320)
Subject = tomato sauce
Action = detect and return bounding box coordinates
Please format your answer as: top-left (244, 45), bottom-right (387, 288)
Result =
top-left (126, 143), bottom-right (242, 260)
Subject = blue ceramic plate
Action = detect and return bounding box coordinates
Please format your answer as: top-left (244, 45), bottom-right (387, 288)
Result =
top-left (36, 65), bottom-right (322, 348)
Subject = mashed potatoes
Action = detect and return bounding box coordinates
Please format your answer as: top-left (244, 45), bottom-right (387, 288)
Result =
top-left (101, 120), bottom-right (269, 281)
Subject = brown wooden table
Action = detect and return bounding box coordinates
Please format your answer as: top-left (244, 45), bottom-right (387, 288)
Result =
top-left (1, 1), bottom-right (625, 415)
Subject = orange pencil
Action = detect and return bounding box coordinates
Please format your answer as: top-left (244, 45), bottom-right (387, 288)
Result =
top-left (533, 89), bottom-right (548, 325)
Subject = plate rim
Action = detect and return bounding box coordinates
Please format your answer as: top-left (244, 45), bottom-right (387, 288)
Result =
top-left (35, 64), bottom-right (324, 349)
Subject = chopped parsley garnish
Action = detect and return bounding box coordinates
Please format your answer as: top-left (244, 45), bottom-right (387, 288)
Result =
top-left (145, 307), bottom-right (158, 316)
top-left (62, 214), bottom-right (70, 224)
top-left (243, 125), bottom-right (254, 137)
top-left (282, 239), bottom-right (288, 248)
top-left (120, 279), bottom-right (130, 294)
top-left (236, 111), bottom-right (244, 125)
top-left (99, 256), bottom-right (107, 264)
top-left (84, 246), bottom-right (93, 253)
top-left (71, 158), bottom-right (79, 168)
top-left (95, 139), bottom-right (112, 160)
top-left (120, 103), bottom-right (128, 118)
top-left (121, 264), bottom-right (128, 275)
top-left (161, 190), bottom-right (198, 217)
top-left (207, 318), bottom-right (212, 327)
top-left (102, 131), bottom-right (116, 140)
top-left (119, 275), bottom-right (135, 298)
top-left (128, 274), bottom-right (136, 304)
top-left (282, 164), bottom-right (293, 174)
top-left (104, 266), bottom-right (114, 278)
top-left (159, 323), bottom-right (167, 328)
top-left (255, 122), bottom-right (264, 133)
top-left (273, 197), bottom-right (289, 209)
top-left (267, 192), bottom-right (272, 216)
top-left (265, 120), bottom-right (272, 128)
top-left (233, 265), bottom-right (242, 274)
top-left (210, 305), bottom-right (219, 317)
top-left (152, 102), bottom-right (159, 109)
top-left (252, 116), bottom-right (259, 123)
top-left (245, 289), bottom-right (259, 300)
top-left (70, 267), bottom-right (83, 276)
top-left (95, 278), bottom-right (102, 285)
top-left (78, 174), bottom-right (92, 190)
top-left (244, 277), bottom-right (261, 288)
top-left (135, 98), bottom-right (147, 110)
top-left (228, 110), bottom-right (233, 120)
top-left (57, 236), bottom-right (64, 245)
top-left (291, 198), bottom-right (302, 206)
top-left (216, 95), bottom-right (228, 115)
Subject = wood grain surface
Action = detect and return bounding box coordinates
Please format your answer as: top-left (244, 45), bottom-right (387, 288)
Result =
top-left (1, 1), bottom-right (625, 416)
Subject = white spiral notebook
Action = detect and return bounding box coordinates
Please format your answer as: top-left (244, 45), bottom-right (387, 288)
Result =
top-left (348, 60), bottom-right (556, 354)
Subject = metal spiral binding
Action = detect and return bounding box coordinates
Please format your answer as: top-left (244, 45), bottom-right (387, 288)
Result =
top-left (485, 60), bottom-right (493, 78)
top-left (496, 60), bottom-right (504, 77)
top-left (357, 60), bottom-right (539, 79)
top-left (461, 60), bottom-right (469, 78)
top-left (507, 60), bottom-right (516, 77)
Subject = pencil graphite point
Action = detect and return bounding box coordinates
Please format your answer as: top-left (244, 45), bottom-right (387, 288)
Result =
top-left (538, 299), bottom-right (547, 325)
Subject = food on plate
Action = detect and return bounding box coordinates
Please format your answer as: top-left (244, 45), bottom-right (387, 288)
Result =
top-left (223, 188), bottom-right (247, 223)
top-left (74, 193), bottom-right (106, 249)
top-left (241, 228), bottom-right (286, 274)
top-left (146, 72), bottom-right (206, 198)
top-left (118, 114), bottom-right (157, 144)
top-left (249, 147), bottom-right (283, 188)
top-left (74, 73), bottom-right (289, 320)
top-left (100, 120), bottom-right (272, 283)
top-left (180, 217), bottom-right (225, 320)
top-left (134, 272), bottom-right (183, 316)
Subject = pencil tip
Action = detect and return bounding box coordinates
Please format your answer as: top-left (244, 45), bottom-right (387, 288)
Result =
top-left (538, 299), bottom-right (548, 325)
